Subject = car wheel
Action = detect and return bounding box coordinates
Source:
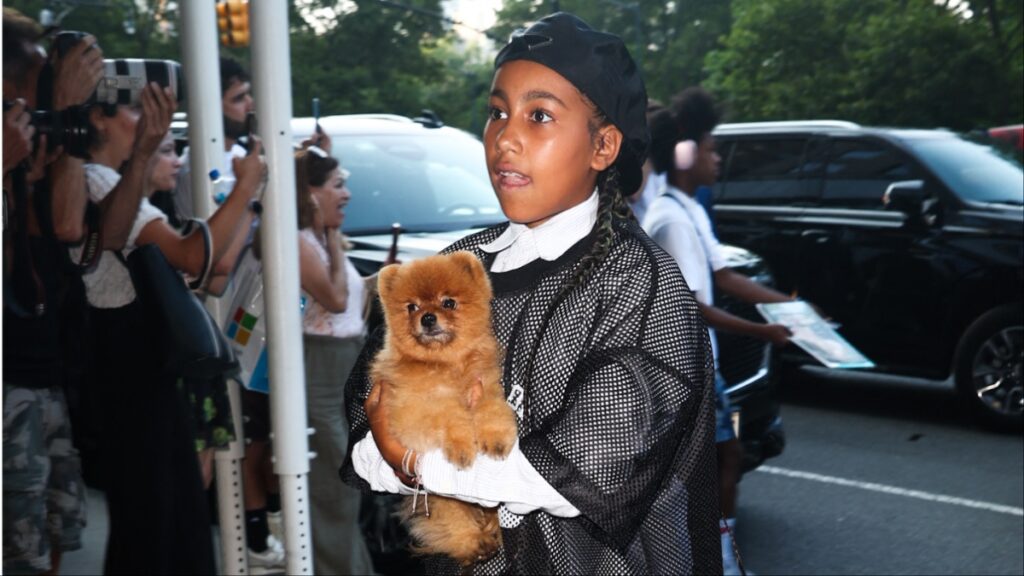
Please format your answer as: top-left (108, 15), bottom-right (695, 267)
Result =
top-left (954, 303), bottom-right (1024, 431)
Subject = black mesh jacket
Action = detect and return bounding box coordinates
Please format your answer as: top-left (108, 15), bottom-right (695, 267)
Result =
top-left (343, 218), bottom-right (721, 575)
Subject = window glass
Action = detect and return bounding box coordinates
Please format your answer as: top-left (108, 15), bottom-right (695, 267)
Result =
top-left (822, 139), bottom-right (919, 209)
top-left (905, 135), bottom-right (1023, 205)
top-left (720, 139), bottom-right (809, 202)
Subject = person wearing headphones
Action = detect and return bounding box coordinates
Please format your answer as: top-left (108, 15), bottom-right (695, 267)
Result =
top-left (641, 87), bottom-right (797, 576)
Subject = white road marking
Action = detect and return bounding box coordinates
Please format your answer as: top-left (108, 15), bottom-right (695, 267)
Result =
top-left (756, 465), bottom-right (1024, 517)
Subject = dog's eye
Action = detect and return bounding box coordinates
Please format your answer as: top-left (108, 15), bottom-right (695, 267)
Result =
top-left (406, 303), bottom-right (419, 313)
top-left (441, 298), bottom-right (456, 310)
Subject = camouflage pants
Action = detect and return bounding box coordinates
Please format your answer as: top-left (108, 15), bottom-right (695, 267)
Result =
top-left (2, 384), bottom-right (87, 575)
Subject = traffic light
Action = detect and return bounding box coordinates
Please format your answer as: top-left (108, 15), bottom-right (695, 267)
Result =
top-left (216, 0), bottom-right (249, 47)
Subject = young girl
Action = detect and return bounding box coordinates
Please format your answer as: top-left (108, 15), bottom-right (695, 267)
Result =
top-left (75, 88), bottom-right (263, 574)
top-left (346, 13), bottom-right (720, 574)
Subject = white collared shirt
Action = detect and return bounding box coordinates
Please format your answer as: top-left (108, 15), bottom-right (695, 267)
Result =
top-left (479, 190), bottom-right (599, 272)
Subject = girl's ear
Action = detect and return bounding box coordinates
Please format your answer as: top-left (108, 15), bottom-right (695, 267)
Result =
top-left (590, 124), bottom-right (623, 172)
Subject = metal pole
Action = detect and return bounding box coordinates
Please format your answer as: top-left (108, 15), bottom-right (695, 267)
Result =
top-left (179, 3), bottom-right (249, 575)
top-left (214, 376), bottom-right (249, 574)
top-left (250, 2), bottom-right (314, 575)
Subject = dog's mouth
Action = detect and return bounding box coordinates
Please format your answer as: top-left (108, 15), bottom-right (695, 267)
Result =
top-left (415, 326), bottom-right (453, 346)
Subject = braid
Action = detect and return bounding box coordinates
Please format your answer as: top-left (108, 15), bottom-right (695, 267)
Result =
top-left (520, 167), bottom-right (623, 421)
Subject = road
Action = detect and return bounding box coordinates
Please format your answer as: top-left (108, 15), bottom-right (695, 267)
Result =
top-left (736, 374), bottom-right (1024, 575)
top-left (61, 373), bottom-right (1022, 575)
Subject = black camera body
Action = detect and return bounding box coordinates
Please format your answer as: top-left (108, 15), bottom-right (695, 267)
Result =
top-left (30, 107), bottom-right (92, 159)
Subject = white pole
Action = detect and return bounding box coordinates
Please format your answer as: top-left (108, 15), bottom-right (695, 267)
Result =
top-left (250, 2), bottom-right (314, 575)
top-left (179, 4), bottom-right (249, 575)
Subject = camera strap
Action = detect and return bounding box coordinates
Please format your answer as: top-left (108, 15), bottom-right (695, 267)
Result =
top-left (75, 201), bottom-right (102, 272)
top-left (3, 167), bottom-right (47, 317)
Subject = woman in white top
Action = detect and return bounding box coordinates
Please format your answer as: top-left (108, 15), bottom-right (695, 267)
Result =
top-left (294, 144), bottom-right (376, 576)
top-left (76, 86), bottom-right (264, 574)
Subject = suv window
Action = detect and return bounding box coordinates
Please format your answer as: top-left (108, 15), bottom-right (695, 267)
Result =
top-left (903, 135), bottom-right (1024, 205)
top-left (822, 139), bottom-right (919, 210)
top-left (720, 138), bottom-right (812, 202)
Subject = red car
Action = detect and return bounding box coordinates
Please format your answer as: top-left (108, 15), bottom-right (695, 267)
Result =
top-left (989, 124), bottom-right (1024, 150)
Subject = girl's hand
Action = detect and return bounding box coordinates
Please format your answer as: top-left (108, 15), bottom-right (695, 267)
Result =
top-left (325, 226), bottom-right (342, 246)
top-left (310, 194), bottom-right (325, 233)
top-left (300, 129), bottom-right (332, 155)
top-left (364, 383), bottom-right (417, 486)
top-left (135, 83), bottom-right (177, 157)
top-left (232, 136), bottom-right (266, 198)
top-left (761, 323), bottom-right (792, 346)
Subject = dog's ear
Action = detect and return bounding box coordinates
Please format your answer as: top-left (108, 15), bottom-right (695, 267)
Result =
top-left (377, 263), bottom-right (401, 303)
top-left (451, 251), bottom-right (485, 284)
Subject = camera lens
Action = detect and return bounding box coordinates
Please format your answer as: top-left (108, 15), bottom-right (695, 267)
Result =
top-left (30, 107), bottom-right (92, 159)
top-left (94, 59), bottom-right (184, 106)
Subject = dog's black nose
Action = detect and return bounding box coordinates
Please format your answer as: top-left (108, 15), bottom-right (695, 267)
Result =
top-left (420, 313), bottom-right (437, 329)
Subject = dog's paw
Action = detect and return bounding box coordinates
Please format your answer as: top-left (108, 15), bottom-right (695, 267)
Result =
top-left (477, 422), bottom-right (517, 459)
top-left (443, 435), bottom-right (478, 469)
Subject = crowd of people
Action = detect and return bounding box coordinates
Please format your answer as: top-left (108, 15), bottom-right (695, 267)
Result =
top-left (4, 6), bottom-right (812, 576)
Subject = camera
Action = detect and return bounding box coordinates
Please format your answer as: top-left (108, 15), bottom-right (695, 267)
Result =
top-left (50, 31), bottom-right (185, 106)
top-left (30, 106), bottom-right (93, 159)
top-left (94, 59), bottom-right (184, 107)
top-left (32, 31), bottom-right (185, 158)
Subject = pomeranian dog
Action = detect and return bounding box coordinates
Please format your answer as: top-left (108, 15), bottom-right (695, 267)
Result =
top-left (370, 251), bottom-right (517, 565)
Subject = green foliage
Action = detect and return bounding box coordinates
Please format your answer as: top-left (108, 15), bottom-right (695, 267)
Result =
top-left (7, 0), bottom-right (1018, 132)
top-left (493, 0), bottom-right (734, 107)
top-left (5, 0), bottom-right (182, 60)
top-left (706, 0), bottom-right (1023, 128)
top-left (289, 0), bottom-right (449, 120)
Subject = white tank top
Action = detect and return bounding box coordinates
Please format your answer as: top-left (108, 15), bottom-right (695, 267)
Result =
top-left (299, 228), bottom-right (365, 339)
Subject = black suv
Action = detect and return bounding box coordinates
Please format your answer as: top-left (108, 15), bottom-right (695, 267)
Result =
top-left (711, 121), bottom-right (1024, 429)
top-left (293, 114), bottom-right (784, 468)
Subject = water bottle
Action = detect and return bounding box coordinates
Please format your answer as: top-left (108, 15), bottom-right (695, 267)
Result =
top-left (208, 169), bottom-right (236, 206)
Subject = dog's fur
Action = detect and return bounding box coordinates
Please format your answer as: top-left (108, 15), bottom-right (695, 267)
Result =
top-left (370, 252), bottom-right (517, 565)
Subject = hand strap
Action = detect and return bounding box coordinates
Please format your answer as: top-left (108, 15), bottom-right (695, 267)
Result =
top-left (182, 218), bottom-right (213, 291)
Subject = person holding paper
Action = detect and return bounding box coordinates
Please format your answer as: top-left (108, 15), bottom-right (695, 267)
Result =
top-left (642, 87), bottom-right (815, 575)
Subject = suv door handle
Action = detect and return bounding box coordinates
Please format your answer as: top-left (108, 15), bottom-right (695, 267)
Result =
top-left (800, 229), bottom-right (834, 243)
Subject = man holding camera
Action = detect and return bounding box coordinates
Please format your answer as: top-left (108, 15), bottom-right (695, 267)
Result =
top-left (3, 8), bottom-right (101, 575)
top-left (3, 8), bottom-right (174, 575)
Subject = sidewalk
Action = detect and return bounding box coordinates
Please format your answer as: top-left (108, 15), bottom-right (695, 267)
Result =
top-left (60, 488), bottom-right (227, 575)
top-left (61, 488), bottom-right (106, 575)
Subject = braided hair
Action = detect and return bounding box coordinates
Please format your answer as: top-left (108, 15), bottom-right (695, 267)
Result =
top-left (519, 98), bottom-right (632, 420)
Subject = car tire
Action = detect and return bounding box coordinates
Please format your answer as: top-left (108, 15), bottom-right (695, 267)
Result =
top-left (954, 303), bottom-right (1024, 431)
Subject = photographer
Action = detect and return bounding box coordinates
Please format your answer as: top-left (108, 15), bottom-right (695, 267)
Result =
top-left (2, 8), bottom-right (104, 576)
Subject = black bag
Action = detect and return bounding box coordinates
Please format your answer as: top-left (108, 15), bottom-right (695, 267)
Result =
top-left (118, 237), bottom-right (238, 379)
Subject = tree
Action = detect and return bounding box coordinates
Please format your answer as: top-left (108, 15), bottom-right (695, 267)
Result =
top-left (843, 0), bottom-right (1013, 130)
top-left (492, 0), bottom-right (734, 107)
top-left (705, 0), bottom-right (1022, 128)
top-left (704, 0), bottom-right (884, 122)
top-left (5, 0), bottom-right (182, 60)
top-left (288, 0), bottom-right (450, 119)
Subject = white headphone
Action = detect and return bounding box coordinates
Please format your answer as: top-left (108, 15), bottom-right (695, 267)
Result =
top-left (674, 139), bottom-right (698, 171)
